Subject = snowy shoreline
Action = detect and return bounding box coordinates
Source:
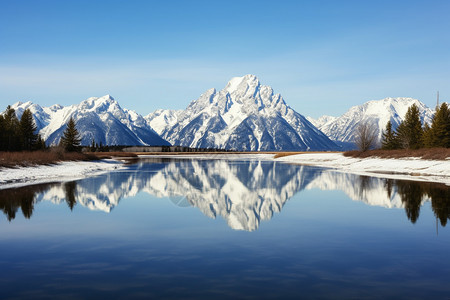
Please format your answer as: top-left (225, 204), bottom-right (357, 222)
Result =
top-left (0, 159), bottom-right (123, 190)
top-left (0, 153), bottom-right (449, 190)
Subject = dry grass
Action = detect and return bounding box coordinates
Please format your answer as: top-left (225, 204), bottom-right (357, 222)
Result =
top-left (0, 150), bottom-right (99, 168)
top-left (273, 152), bottom-right (307, 158)
top-left (344, 148), bottom-right (450, 160)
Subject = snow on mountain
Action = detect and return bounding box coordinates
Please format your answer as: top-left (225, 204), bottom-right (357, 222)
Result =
top-left (10, 95), bottom-right (170, 146)
top-left (310, 97), bottom-right (434, 149)
top-left (306, 115), bottom-right (337, 129)
top-left (145, 109), bottom-right (182, 136)
top-left (10, 101), bottom-right (52, 132)
top-left (147, 75), bottom-right (338, 151)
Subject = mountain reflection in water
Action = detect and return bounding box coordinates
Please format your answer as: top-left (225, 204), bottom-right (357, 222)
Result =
top-left (1, 158), bottom-right (449, 230)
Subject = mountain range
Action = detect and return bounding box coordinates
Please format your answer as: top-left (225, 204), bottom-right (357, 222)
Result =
top-left (11, 95), bottom-right (169, 146)
top-left (307, 97), bottom-right (434, 149)
top-left (146, 74), bottom-right (337, 151)
top-left (7, 75), bottom-right (437, 150)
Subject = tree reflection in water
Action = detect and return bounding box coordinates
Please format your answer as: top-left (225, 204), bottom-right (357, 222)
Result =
top-left (64, 181), bottom-right (77, 211)
top-left (0, 181), bottom-right (77, 221)
top-left (378, 178), bottom-right (449, 225)
top-left (0, 161), bottom-right (448, 229)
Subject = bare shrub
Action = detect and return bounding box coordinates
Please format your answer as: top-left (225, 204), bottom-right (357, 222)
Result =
top-left (354, 122), bottom-right (378, 152)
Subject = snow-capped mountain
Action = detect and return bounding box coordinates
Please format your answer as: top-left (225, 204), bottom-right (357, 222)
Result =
top-left (146, 75), bottom-right (338, 151)
top-left (145, 109), bottom-right (182, 136)
top-left (306, 115), bottom-right (337, 129)
top-left (10, 95), bottom-right (170, 146)
top-left (308, 97), bottom-right (434, 149)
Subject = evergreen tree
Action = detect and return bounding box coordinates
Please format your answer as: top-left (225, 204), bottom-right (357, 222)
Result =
top-left (3, 106), bottom-right (21, 151)
top-left (381, 120), bottom-right (399, 150)
top-left (423, 123), bottom-right (433, 148)
top-left (19, 109), bottom-right (38, 151)
top-left (0, 115), bottom-right (5, 151)
top-left (428, 103), bottom-right (450, 148)
top-left (60, 117), bottom-right (81, 152)
top-left (35, 134), bottom-right (47, 150)
top-left (90, 138), bottom-right (96, 151)
top-left (396, 104), bottom-right (424, 149)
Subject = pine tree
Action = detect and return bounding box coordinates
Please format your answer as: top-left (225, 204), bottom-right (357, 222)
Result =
top-left (423, 123), bottom-right (433, 148)
top-left (90, 138), bottom-right (96, 152)
top-left (0, 115), bottom-right (5, 151)
top-left (35, 134), bottom-right (47, 150)
top-left (60, 117), bottom-right (81, 152)
top-left (396, 104), bottom-right (424, 149)
top-left (381, 120), bottom-right (399, 150)
top-left (428, 103), bottom-right (450, 148)
top-left (19, 109), bottom-right (38, 151)
top-left (3, 106), bottom-right (21, 151)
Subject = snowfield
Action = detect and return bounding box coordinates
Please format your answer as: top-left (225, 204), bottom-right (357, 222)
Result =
top-left (0, 160), bottom-right (123, 190)
top-left (0, 153), bottom-right (449, 190)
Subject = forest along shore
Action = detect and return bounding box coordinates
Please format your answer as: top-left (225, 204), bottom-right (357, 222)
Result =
top-left (0, 152), bottom-right (449, 190)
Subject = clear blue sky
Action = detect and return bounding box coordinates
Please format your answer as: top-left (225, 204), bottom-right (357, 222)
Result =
top-left (1, 0), bottom-right (449, 118)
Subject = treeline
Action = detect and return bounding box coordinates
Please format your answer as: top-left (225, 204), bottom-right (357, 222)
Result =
top-left (0, 105), bottom-right (83, 152)
top-left (382, 102), bottom-right (450, 150)
top-left (0, 106), bottom-right (46, 151)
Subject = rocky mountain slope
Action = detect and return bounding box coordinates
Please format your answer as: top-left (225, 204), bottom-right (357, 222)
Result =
top-left (11, 95), bottom-right (170, 146)
top-left (146, 75), bottom-right (338, 151)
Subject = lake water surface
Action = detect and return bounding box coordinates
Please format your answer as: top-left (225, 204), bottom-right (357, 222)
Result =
top-left (1, 158), bottom-right (449, 299)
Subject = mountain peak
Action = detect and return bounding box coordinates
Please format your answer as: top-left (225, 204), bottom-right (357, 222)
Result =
top-left (11, 101), bottom-right (34, 109)
top-left (101, 94), bottom-right (115, 101)
top-left (224, 74), bottom-right (260, 94)
top-left (155, 75), bottom-right (337, 151)
top-left (79, 95), bottom-right (121, 113)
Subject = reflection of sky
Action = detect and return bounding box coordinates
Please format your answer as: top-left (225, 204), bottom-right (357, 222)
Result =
top-left (1, 163), bottom-right (450, 298)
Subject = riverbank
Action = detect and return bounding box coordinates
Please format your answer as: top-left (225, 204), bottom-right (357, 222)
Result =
top-left (0, 152), bottom-right (449, 189)
top-left (0, 159), bottom-right (122, 190)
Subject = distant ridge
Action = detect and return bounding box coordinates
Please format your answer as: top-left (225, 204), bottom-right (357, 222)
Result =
top-left (10, 95), bottom-right (170, 146)
top-left (308, 97), bottom-right (434, 149)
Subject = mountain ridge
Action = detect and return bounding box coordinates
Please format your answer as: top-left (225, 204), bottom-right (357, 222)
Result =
top-left (6, 77), bottom-right (438, 150)
top-left (11, 95), bottom-right (170, 146)
top-left (146, 74), bottom-right (338, 151)
top-left (307, 97), bottom-right (435, 149)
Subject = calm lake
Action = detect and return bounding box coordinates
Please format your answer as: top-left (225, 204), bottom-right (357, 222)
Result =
top-left (1, 157), bottom-right (449, 299)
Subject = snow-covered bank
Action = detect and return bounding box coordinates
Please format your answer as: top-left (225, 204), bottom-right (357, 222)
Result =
top-left (276, 152), bottom-right (450, 185)
top-left (0, 160), bottom-right (123, 190)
